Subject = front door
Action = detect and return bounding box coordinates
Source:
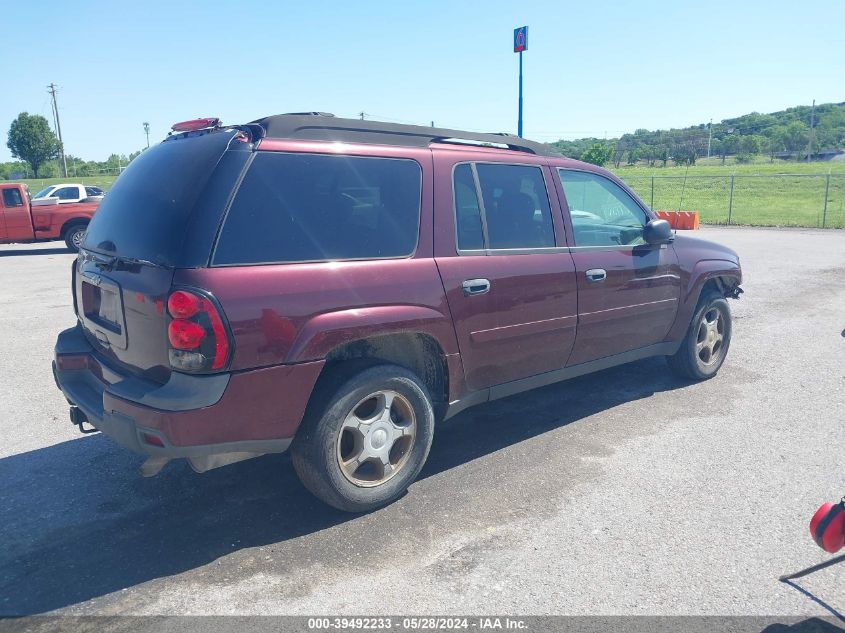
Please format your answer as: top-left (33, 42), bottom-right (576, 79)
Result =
top-left (555, 169), bottom-right (681, 366)
top-left (1, 187), bottom-right (33, 241)
top-left (434, 155), bottom-right (578, 391)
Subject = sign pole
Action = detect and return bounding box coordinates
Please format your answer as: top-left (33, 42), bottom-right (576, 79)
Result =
top-left (518, 50), bottom-right (523, 137)
top-left (513, 26), bottom-right (527, 138)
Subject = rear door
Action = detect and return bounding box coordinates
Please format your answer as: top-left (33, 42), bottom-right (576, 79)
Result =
top-left (434, 150), bottom-right (578, 391)
top-left (555, 168), bottom-right (680, 365)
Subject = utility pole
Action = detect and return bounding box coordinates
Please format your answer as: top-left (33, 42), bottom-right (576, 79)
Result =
top-left (47, 83), bottom-right (68, 178)
top-left (143, 122), bottom-right (150, 149)
top-left (806, 99), bottom-right (816, 162)
top-left (707, 119), bottom-right (713, 159)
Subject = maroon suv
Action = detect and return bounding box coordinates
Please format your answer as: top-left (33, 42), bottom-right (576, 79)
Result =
top-left (53, 114), bottom-right (742, 512)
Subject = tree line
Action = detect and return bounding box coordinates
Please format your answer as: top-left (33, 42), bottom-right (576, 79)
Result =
top-left (5, 102), bottom-right (845, 177)
top-left (549, 101), bottom-right (845, 167)
top-left (3, 112), bottom-right (143, 180)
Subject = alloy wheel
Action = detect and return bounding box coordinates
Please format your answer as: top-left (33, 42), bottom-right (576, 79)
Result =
top-left (696, 306), bottom-right (725, 366)
top-left (71, 228), bottom-right (85, 249)
top-left (336, 390), bottom-right (416, 487)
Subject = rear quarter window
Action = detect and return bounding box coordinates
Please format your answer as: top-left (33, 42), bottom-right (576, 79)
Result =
top-left (213, 153), bottom-right (422, 265)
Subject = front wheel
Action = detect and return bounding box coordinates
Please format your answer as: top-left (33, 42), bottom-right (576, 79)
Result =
top-left (63, 224), bottom-right (87, 252)
top-left (667, 290), bottom-right (733, 380)
top-left (291, 363), bottom-right (435, 512)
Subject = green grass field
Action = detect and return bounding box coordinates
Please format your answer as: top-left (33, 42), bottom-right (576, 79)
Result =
top-left (13, 161), bottom-right (845, 229)
top-left (611, 161), bottom-right (845, 228)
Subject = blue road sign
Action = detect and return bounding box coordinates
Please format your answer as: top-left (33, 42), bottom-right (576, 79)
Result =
top-left (514, 26), bottom-right (528, 53)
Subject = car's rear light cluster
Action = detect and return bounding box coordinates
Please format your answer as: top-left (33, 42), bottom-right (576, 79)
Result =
top-left (166, 289), bottom-right (231, 372)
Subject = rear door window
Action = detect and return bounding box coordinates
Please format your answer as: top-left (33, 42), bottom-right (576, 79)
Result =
top-left (54, 187), bottom-right (79, 200)
top-left (453, 162), bottom-right (556, 252)
top-left (453, 164), bottom-right (485, 250)
top-left (213, 153), bottom-right (422, 265)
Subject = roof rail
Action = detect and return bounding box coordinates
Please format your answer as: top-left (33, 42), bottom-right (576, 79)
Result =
top-left (436, 137), bottom-right (514, 151)
top-left (282, 112), bottom-right (335, 117)
top-left (250, 114), bottom-right (560, 156)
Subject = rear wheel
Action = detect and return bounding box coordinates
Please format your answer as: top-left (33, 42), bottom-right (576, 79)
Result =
top-left (291, 363), bottom-right (435, 512)
top-left (667, 290), bottom-right (732, 380)
top-left (63, 223), bottom-right (87, 252)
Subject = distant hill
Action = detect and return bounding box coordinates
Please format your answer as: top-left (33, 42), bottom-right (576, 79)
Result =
top-left (549, 102), bottom-right (845, 167)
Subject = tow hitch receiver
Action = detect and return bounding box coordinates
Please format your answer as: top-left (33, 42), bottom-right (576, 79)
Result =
top-left (69, 406), bottom-right (99, 435)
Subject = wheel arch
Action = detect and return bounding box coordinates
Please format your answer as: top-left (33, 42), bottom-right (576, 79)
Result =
top-left (700, 275), bottom-right (741, 300)
top-left (685, 259), bottom-right (742, 304)
top-left (60, 216), bottom-right (89, 237)
top-left (317, 331), bottom-right (451, 415)
top-left (666, 259), bottom-right (742, 343)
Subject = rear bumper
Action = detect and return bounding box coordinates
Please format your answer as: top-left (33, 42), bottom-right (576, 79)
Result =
top-left (53, 325), bottom-right (324, 459)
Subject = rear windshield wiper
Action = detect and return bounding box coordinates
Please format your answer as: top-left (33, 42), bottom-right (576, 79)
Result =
top-left (92, 253), bottom-right (164, 271)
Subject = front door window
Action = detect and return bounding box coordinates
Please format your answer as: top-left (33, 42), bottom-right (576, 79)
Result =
top-left (558, 170), bottom-right (648, 247)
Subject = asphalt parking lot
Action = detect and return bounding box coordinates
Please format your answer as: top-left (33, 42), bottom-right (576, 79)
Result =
top-left (0, 227), bottom-right (843, 617)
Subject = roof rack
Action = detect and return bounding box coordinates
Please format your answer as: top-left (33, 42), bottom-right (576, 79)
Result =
top-left (250, 114), bottom-right (560, 156)
top-left (282, 111), bottom-right (336, 117)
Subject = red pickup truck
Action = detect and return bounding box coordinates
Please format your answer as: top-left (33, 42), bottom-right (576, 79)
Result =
top-left (0, 183), bottom-right (99, 251)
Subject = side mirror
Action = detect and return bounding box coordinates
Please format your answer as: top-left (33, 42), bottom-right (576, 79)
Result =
top-left (643, 218), bottom-right (673, 245)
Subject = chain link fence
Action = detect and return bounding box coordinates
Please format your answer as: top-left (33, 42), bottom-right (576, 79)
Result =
top-left (618, 174), bottom-right (845, 228)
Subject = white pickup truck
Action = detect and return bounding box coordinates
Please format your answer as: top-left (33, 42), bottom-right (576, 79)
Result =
top-left (31, 183), bottom-right (105, 206)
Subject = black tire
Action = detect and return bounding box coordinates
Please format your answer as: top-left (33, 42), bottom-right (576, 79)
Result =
top-left (667, 289), bottom-right (732, 380)
top-left (63, 223), bottom-right (87, 252)
top-left (291, 363), bottom-right (435, 512)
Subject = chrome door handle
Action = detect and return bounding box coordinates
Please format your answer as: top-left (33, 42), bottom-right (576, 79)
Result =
top-left (462, 278), bottom-right (491, 296)
top-left (585, 268), bottom-right (607, 283)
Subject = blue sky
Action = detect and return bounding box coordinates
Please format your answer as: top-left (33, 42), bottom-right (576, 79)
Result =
top-left (1, 0), bottom-right (843, 161)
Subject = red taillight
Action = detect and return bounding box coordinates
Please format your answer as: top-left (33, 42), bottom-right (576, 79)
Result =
top-left (168, 319), bottom-right (206, 349)
top-left (165, 289), bottom-right (231, 372)
top-left (167, 290), bottom-right (201, 319)
top-left (171, 117), bottom-right (220, 132)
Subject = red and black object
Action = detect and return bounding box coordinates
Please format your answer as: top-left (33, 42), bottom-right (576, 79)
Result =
top-left (809, 501), bottom-right (845, 553)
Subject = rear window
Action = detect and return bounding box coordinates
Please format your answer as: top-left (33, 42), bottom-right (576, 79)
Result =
top-left (213, 153), bottom-right (421, 265)
top-left (82, 131), bottom-right (234, 266)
